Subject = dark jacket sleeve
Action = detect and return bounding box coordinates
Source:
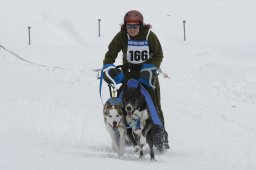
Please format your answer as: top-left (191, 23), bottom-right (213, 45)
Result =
top-left (148, 31), bottom-right (164, 68)
top-left (103, 32), bottom-right (123, 65)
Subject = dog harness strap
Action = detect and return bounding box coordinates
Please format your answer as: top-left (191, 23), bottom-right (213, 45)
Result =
top-left (136, 118), bottom-right (141, 129)
top-left (100, 64), bottom-right (114, 100)
top-left (106, 97), bottom-right (122, 106)
top-left (146, 29), bottom-right (151, 40)
top-left (99, 65), bottom-right (118, 104)
top-left (127, 117), bottom-right (141, 130)
top-left (99, 69), bottom-right (104, 104)
top-left (126, 79), bottom-right (163, 127)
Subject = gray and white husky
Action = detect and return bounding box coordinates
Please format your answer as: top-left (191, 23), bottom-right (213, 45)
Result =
top-left (103, 98), bottom-right (126, 158)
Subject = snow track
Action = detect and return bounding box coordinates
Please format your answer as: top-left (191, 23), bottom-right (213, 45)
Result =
top-left (1, 42), bottom-right (256, 169)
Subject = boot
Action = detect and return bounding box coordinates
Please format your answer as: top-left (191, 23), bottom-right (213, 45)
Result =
top-left (153, 125), bottom-right (165, 153)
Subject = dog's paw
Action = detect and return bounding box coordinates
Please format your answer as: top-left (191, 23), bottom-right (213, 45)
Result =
top-left (118, 155), bottom-right (125, 159)
top-left (150, 157), bottom-right (156, 161)
top-left (134, 145), bottom-right (142, 153)
top-left (139, 155), bottom-right (145, 159)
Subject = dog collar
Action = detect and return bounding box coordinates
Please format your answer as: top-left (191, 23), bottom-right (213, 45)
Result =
top-left (107, 121), bottom-right (123, 131)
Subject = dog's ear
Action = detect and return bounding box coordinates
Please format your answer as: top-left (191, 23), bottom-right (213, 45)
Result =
top-left (104, 109), bottom-right (109, 116)
top-left (103, 103), bottom-right (110, 116)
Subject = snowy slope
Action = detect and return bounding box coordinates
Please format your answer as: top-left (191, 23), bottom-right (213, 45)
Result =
top-left (1, 0), bottom-right (256, 170)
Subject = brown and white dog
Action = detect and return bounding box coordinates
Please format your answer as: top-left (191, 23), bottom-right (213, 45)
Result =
top-left (103, 97), bottom-right (126, 158)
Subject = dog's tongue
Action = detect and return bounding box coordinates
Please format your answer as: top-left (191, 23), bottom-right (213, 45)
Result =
top-left (113, 126), bottom-right (118, 131)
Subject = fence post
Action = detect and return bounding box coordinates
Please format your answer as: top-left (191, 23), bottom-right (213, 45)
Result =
top-left (28, 26), bottom-right (31, 45)
top-left (98, 19), bottom-right (101, 37)
top-left (183, 20), bottom-right (186, 41)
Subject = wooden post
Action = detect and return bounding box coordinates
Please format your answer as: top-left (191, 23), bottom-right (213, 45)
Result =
top-left (183, 20), bottom-right (186, 41)
top-left (28, 26), bottom-right (31, 45)
top-left (98, 19), bottom-right (101, 37)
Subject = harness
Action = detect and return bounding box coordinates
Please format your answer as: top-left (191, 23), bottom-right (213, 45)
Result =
top-left (126, 116), bottom-right (141, 130)
top-left (118, 79), bottom-right (163, 128)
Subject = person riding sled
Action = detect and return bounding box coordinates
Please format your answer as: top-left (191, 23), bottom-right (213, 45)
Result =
top-left (102, 10), bottom-right (169, 149)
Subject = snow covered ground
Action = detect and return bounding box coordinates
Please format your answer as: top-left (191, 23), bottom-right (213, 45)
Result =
top-left (1, 0), bottom-right (256, 169)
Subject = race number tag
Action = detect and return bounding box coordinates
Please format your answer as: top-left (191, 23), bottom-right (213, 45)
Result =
top-left (126, 40), bottom-right (150, 64)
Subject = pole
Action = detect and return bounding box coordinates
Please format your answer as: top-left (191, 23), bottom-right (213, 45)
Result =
top-left (183, 20), bottom-right (186, 41)
top-left (98, 19), bottom-right (101, 37)
top-left (28, 26), bottom-right (31, 45)
top-left (108, 84), bottom-right (112, 97)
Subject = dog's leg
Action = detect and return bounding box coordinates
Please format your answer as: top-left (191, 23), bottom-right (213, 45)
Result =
top-left (138, 135), bottom-right (145, 159)
top-left (109, 131), bottom-right (120, 157)
top-left (147, 129), bottom-right (155, 160)
top-left (118, 128), bottom-right (125, 158)
top-left (142, 119), bottom-right (153, 137)
top-left (141, 119), bottom-right (155, 160)
top-left (127, 128), bottom-right (137, 146)
top-left (139, 135), bottom-right (146, 145)
top-left (132, 133), bottom-right (144, 159)
top-left (139, 150), bottom-right (144, 159)
top-left (127, 129), bottom-right (142, 154)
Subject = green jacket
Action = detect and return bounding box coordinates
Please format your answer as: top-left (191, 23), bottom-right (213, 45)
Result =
top-left (103, 27), bottom-right (164, 68)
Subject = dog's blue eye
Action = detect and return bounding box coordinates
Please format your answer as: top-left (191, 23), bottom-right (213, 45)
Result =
top-left (116, 115), bottom-right (119, 117)
top-left (108, 115), bottom-right (112, 118)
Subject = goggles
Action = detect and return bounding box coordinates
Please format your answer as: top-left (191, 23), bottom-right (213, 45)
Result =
top-left (126, 24), bottom-right (140, 29)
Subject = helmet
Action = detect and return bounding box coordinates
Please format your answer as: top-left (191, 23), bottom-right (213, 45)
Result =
top-left (123, 10), bottom-right (144, 24)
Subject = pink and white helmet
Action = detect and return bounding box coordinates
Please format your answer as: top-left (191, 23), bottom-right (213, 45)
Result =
top-left (123, 10), bottom-right (144, 24)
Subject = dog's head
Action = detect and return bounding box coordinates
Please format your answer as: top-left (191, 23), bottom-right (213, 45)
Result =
top-left (103, 98), bottom-right (123, 130)
top-left (122, 84), bottom-right (145, 116)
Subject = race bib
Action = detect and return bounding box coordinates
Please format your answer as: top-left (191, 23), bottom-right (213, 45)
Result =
top-left (126, 40), bottom-right (150, 64)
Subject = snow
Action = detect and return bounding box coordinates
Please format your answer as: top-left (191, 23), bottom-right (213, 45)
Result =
top-left (1, 0), bottom-right (256, 169)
